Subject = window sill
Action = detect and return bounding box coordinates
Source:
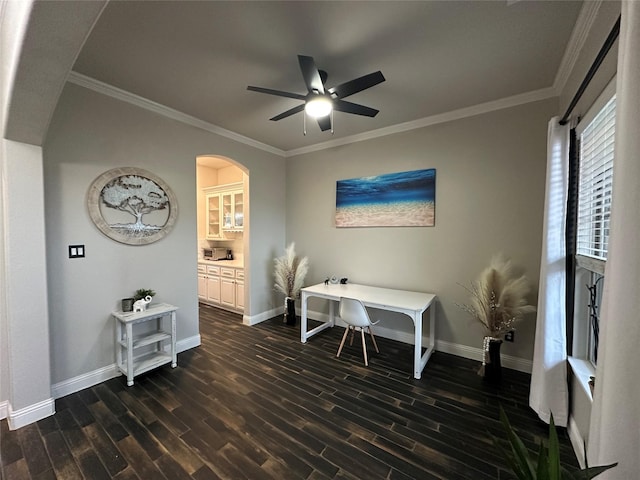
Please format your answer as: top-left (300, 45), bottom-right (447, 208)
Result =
top-left (568, 356), bottom-right (595, 403)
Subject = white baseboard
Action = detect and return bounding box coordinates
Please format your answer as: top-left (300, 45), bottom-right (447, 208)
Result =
top-left (52, 364), bottom-right (121, 399)
top-left (568, 415), bottom-right (587, 468)
top-left (8, 398), bottom-right (55, 430)
top-left (435, 339), bottom-right (532, 373)
top-left (177, 334), bottom-right (201, 351)
top-left (243, 306), bottom-right (283, 326)
top-left (4, 335), bottom-right (203, 429)
top-left (305, 309), bottom-right (532, 373)
top-left (52, 334), bottom-right (202, 399)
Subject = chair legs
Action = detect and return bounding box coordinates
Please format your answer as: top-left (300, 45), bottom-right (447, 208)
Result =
top-left (361, 329), bottom-right (368, 366)
top-left (336, 325), bottom-right (379, 366)
top-left (336, 326), bottom-right (350, 359)
top-left (368, 326), bottom-right (379, 353)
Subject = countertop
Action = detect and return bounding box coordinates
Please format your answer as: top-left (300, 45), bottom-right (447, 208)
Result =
top-left (198, 258), bottom-right (244, 269)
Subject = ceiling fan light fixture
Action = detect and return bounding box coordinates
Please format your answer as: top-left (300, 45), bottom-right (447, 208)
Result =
top-left (305, 96), bottom-right (332, 118)
top-left (248, 55), bottom-right (385, 133)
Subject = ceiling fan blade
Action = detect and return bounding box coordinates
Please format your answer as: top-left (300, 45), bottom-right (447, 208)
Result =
top-left (247, 86), bottom-right (306, 101)
top-left (333, 99), bottom-right (379, 117)
top-left (270, 104), bottom-right (305, 121)
top-left (328, 71), bottom-right (385, 99)
top-left (316, 115), bottom-right (332, 131)
top-left (298, 55), bottom-right (325, 94)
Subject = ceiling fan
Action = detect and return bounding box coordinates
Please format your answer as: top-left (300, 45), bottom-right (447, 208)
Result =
top-left (247, 55), bottom-right (385, 133)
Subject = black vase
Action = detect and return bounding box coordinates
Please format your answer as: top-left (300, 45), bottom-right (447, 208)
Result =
top-left (121, 298), bottom-right (135, 312)
top-left (484, 339), bottom-right (503, 383)
top-left (285, 297), bottom-right (297, 326)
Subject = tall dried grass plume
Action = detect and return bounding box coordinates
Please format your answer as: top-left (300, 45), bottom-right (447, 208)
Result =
top-left (459, 254), bottom-right (536, 337)
top-left (274, 242), bottom-right (309, 299)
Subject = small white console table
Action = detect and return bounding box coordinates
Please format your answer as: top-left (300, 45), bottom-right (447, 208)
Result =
top-left (112, 303), bottom-right (178, 386)
top-left (301, 283), bottom-right (436, 379)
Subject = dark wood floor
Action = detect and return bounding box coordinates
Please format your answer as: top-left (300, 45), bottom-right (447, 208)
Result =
top-left (1, 305), bottom-right (577, 479)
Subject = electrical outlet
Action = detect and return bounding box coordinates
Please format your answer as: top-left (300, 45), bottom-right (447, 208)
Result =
top-left (505, 330), bottom-right (515, 342)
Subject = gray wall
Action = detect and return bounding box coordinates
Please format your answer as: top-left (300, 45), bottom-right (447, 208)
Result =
top-left (2, 141), bottom-right (52, 412)
top-left (43, 83), bottom-right (286, 385)
top-left (1, 0), bottom-right (55, 415)
top-left (286, 98), bottom-right (558, 362)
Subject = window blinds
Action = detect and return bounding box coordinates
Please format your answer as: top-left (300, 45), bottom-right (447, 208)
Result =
top-left (577, 95), bottom-right (616, 260)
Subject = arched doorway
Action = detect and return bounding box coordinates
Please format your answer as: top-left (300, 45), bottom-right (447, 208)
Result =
top-left (195, 155), bottom-right (249, 320)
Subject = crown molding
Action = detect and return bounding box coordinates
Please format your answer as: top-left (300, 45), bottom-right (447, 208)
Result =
top-left (69, 71), bottom-right (556, 159)
top-left (553, 0), bottom-right (602, 94)
top-left (285, 86), bottom-right (557, 157)
top-left (67, 71), bottom-right (286, 157)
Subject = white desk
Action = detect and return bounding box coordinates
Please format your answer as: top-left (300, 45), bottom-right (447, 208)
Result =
top-left (300, 283), bottom-right (436, 379)
top-left (113, 303), bottom-right (178, 386)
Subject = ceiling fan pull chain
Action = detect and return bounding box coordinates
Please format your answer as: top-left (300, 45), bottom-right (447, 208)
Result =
top-left (331, 109), bottom-right (334, 134)
top-left (303, 110), bottom-right (307, 136)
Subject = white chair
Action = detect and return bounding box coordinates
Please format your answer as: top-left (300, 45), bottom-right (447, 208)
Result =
top-left (337, 297), bottom-right (380, 366)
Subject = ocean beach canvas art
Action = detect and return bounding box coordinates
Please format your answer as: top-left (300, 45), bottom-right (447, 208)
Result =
top-left (335, 169), bottom-right (436, 227)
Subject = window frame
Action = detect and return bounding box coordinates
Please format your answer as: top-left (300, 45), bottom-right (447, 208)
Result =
top-left (571, 78), bottom-right (616, 366)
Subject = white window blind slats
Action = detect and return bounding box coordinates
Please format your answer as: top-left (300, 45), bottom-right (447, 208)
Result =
top-left (577, 95), bottom-right (616, 260)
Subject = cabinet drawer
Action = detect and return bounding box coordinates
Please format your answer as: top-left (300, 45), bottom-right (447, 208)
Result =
top-left (207, 266), bottom-right (220, 275)
top-left (235, 269), bottom-right (244, 280)
top-left (197, 264), bottom-right (207, 274)
top-left (220, 267), bottom-right (235, 278)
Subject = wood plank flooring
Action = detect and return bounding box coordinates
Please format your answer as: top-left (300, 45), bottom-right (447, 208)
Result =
top-left (1, 304), bottom-right (578, 479)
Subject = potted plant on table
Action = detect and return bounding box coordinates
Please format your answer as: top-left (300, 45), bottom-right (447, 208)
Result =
top-left (458, 254), bottom-right (535, 382)
top-left (133, 288), bottom-right (156, 312)
top-left (274, 243), bottom-right (309, 326)
top-left (134, 288), bottom-right (156, 302)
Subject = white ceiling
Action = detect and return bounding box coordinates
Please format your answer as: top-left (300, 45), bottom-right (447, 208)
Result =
top-left (71, 1), bottom-right (584, 153)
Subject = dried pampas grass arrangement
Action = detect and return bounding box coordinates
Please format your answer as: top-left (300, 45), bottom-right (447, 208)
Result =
top-left (274, 242), bottom-right (309, 299)
top-left (459, 254), bottom-right (536, 338)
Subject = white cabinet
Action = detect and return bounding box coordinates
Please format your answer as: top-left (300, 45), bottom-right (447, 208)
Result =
top-left (197, 264), bottom-right (207, 299)
top-left (113, 303), bottom-right (178, 387)
top-left (198, 262), bottom-right (243, 312)
top-left (198, 264), bottom-right (221, 302)
top-left (206, 266), bottom-right (221, 303)
top-left (203, 182), bottom-right (243, 238)
top-left (220, 267), bottom-right (236, 308)
top-left (236, 269), bottom-right (245, 310)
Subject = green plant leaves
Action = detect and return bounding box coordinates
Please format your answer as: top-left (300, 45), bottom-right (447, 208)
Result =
top-left (495, 406), bottom-right (536, 479)
top-left (494, 406), bottom-right (617, 479)
top-left (548, 414), bottom-right (561, 480)
top-left (134, 288), bottom-right (156, 301)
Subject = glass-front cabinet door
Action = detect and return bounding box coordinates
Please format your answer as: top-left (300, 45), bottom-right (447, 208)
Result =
top-left (206, 193), bottom-right (221, 239)
top-left (222, 192), bottom-right (233, 229)
top-left (203, 183), bottom-right (243, 237)
top-left (233, 192), bottom-right (243, 228)
top-left (222, 190), bottom-right (243, 230)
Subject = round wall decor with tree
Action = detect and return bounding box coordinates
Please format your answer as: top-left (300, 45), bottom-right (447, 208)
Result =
top-left (87, 167), bottom-right (178, 245)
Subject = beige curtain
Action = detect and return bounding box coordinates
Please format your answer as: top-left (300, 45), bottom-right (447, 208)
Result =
top-left (587, 2), bottom-right (640, 477)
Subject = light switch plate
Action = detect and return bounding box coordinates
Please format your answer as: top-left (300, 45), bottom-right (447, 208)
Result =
top-left (69, 245), bottom-right (85, 258)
